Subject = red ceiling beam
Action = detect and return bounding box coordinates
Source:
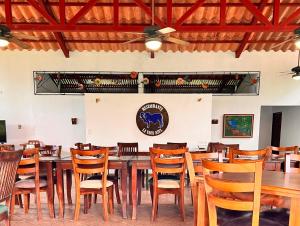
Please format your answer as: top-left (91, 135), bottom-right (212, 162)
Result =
top-left (174, 0), bottom-right (205, 27)
top-left (113, 0), bottom-right (119, 26)
top-left (0, 1), bottom-right (299, 8)
top-left (281, 8), bottom-right (300, 26)
top-left (235, 0), bottom-right (267, 58)
top-left (132, 0), bottom-right (166, 28)
top-left (59, 0), bottom-right (66, 24)
top-left (27, 0), bottom-right (57, 24)
top-left (20, 38), bottom-right (293, 44)
top-left (167, 0), bottom-right (172, 27)
top-left (240, 0), bottom-right (271, 25)
top-left (4, 0), bottom-right (12, 26)
top-left (8, 23), bottom-right (300, 32)
top-left (39, 0), bottom-right (69, 58)
top-left (273, 0), bottom-right (280, 25)
top-left (219, 0), bottom-right (226, 26)
top-left (69, 0), bottom-right (97, 25)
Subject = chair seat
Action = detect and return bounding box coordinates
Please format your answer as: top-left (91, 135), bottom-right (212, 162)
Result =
top-left (15, 179), bottom-right (47, 189)
top-left (222, 215), bottom-right (285, 226)
top-left (0, 205), bottom-right (8, 214)
top-left (157, 179), bottom-right (180, 189)
top-left (80, 179), bottom-right (113, 189)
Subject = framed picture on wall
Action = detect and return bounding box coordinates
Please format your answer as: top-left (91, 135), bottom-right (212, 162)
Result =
top-left (223, 114), bottom-right (254, 138)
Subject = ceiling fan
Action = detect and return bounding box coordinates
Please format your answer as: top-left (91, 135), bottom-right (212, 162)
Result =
top-left (0, 24), bottom-right (38, 49)
top-left (272, 27), bottom-right (300, 49)
top-left (123, 0), bottom-right (189, 51)
top-left (281, 50), bottom-right (300, 80)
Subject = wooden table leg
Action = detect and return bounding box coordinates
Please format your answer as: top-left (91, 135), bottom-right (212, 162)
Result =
top-left (56, 163), bottom-right (65, 218)
top-left (121, 162), bottom-right (128, 219)
top-left (131, 162), bottom-right (137, 220)
top-left (289, 197), bottom-right (300, 226)
top-left (66, 170), bottom-right (72, 205)
top-left (46, 162), bottom-right (55, 218)
top-left (197, 182), bottom-right (208, 226)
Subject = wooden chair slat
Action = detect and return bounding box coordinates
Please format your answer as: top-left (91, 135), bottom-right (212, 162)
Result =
top-left (208, 195), bottom-right (254, 211)
top-left (205, 176), bottom-right (254, 192)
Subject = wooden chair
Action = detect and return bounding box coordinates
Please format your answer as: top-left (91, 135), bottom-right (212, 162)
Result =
top-left (20, 140), bottom-right (41, 150)
top-left (202, 159), bottom-right (263, 226)
top-left (150, 147), bottom-right (187, 221)
top-left (39, 145), bottom-right (62, 157)
top-left (117, 142), bottom-right (138, 156)
top-left (167, 142), bottom-right (187, 148)
top-left (10, 148), bottom-right (54, 220)
top-left (269, 146), bottom-right (299, 158)
top-left (75, 143), bottom-right (92, 150)
top-left (71, 148), bottom-right (114, 221)
top-left (91, 146), bottom-right (121, 205)
top-left (0, 144), bottom-right (15, 151)
top-left (0, 150), bottom-right (23, 226)
top-left (228, 148), bottom-right (270, 167)
top-left (153, 143), bottom-right (180, 149)
top-left (285, 153), bottom-right (300, 173)
top-left (210, 143), bottom-right (239, 157)
top-left (185, 152), bottom-right (223, 226)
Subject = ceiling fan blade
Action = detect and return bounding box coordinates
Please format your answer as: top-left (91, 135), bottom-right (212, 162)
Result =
top-left (9, 36), bottom-right (31, 49)
top-left (122, 37), bottom-right (145, 44)
top-left (157, 27), bottom-right (176, 34)
top-left (271, 36), bottom-right (295, 49)
top-left (165, 36), bottom-right (189, 45)
top-left (13, 32), bottom-right (39, 40)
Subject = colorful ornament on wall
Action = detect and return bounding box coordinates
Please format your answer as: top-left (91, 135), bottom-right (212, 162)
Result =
top-left (155, 80), bottom-right (161, 88)
top-left (94, 78), bottom-right (101, 86)
top-left (34, 74), bottom-right (43, 81)
top-left (250, 78), bottom-right (258, 85)
top-left (176, 77), bottom-right (185, 85)
top-left (130, 71), bottom-right (138, 79)
top-left (142, 77), bottom-right (149, 85)
top-left (201, 83), bottom-right (209, 89)
top-left (78, 83), bottom-right (84, 90)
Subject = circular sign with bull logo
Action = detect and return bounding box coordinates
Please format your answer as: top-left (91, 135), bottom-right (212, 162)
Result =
top-left (136, 103), bottom-right (169, 136)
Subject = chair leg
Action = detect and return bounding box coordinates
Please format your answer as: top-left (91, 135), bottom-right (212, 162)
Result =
top-left (74, 193), bottom-right (81, 221)
top-left (94, 194), bottom-right (97, 204)
top-left (36, 189), bottom-right (42, 220)
top-left (4, 211), bottom-right (10, 226)
top-left (89, 194), bottom-right (92, 209)
top-left (102, 192), bottom-right (108, 221)
top-left (145, 170), bottom-right (149, 190)
top-left (9, 194), bottom-right (15, 219)
top-left (23, 194), bottom-right (29, 214)
top-left (150, 184), bottom-right (153, 204)
top-left (151, 191), bottom-right (158, 221)
top-left (141, 170), bottom-right (145, 188)
top-left (179, 191), bottom-right (185, 221)
top-left (114, 180), bottom-right (121, 204)
top-left (83, 195), bottom-right (88, 214)
top-left (16, 195), bottom-right (23, 208)
top-left (108, 186), bottom-right (114, 214)
top-left (46, 188), bottom-right (54, 218)
top-left (129, 168), bottom-right (132, 205)
top-left (207, 198), bottom-right (217, 226)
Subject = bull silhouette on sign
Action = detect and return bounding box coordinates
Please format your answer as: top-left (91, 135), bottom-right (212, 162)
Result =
top-left (140, 112), bottom-right (164, 129)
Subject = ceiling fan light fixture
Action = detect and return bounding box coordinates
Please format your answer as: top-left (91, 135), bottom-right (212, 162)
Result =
top-left (292, 73), bottom-right (300, 80)
top-left (145, 37), bottom-right (162, 51)
top-left (295, 38), bottom-right (300, 49)
top-left (0, 37), bottom-right (9, 47)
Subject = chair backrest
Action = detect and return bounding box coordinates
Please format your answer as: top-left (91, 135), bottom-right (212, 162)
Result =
top-left (117, 142), bottom-right (138, 156)
top-left (167, 142), bottom-right (187, 148)
top-left (153, 143), bottom-right (180, 149)
top-left (28, 140), bottom-right (41, 148)
top-left (17, 148), bottom-right (40, 176)
top-left (228, 148), bottom-right (270, 166)
top-left (0, 144), bottom-right (15, 151)
top-left (150, 147), bottom-right (187, 184)
top-left (206, 142), bottom-right (220, 152)
top-left (39, 145), bottom-right (62, 157)
top-left (71, 148), bottom-right (109, 190)
top-left (93, 146), bottom-right (118, 156)
top-left (202, 160), bottom-right (263, 226)
top-left (75, 143), bottom-right (92, 150)
top-left (269, 146), bottom-right (299, 157)
top-left (285, 153), bottom-right (300, 173)
top-left (0, 150), bottom-right (23, 202)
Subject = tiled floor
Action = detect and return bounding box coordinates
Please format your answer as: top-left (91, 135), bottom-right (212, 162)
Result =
top-left (10, 188), bottom-right (194, 226)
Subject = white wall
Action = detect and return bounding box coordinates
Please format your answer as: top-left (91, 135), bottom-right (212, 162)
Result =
top-left (1, 50), bottom-right (300, 150)
top-left (258, 106), bottom-right (273, 148)
top-left (85, 94), bottom-right (212, 150)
